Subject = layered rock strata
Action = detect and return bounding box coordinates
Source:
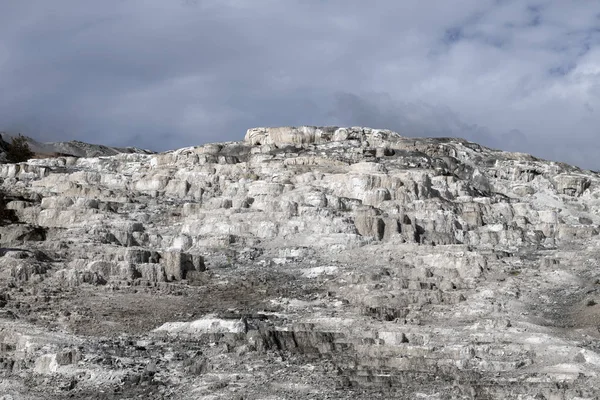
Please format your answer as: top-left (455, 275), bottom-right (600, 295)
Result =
top-left (1, 126), bottom-right (600, 399)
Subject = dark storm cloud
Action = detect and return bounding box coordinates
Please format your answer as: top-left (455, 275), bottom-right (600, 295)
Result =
top-left (1, 0), bottom-right (600, 168)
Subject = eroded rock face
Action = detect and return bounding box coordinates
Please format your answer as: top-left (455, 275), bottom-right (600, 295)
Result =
top-left (1, 126), bottom-right (600, 398)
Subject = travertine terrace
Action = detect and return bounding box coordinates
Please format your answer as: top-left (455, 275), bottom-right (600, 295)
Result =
top-left (1, 126), bottom-right (600, 399)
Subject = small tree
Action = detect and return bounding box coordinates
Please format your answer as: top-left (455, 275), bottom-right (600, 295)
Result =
top-left (5, 134), bottom-right (33, 163)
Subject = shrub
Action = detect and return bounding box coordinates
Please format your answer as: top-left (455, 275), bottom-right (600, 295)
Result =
top-left (5, 134), bottom-right (34, 163)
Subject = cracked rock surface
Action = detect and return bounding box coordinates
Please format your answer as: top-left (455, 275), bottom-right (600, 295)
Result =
top-left (2, 126), bottom-right (600, 398)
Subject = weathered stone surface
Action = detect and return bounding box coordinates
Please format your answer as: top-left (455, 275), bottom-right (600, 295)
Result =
top-left (160, 250), bottom-right (205, 281)
top-left (2, 126), bottom-right (600, 398)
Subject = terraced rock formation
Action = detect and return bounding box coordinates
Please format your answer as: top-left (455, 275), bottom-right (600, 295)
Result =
top-left (1, 126), bottom-right (600, 399)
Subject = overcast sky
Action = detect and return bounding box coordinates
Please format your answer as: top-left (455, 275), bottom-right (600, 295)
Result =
top-left (1, 1), bottom-right (600, 168)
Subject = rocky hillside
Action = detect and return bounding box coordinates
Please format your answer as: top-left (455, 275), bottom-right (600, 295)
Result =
top-left (0, 132), bottom-right (154, 160)
top-left (1, 126), bottom-right (600, 399)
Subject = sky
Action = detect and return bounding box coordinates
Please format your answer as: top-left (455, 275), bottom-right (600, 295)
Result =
top-left (1, 1), bottom-right (600, 169)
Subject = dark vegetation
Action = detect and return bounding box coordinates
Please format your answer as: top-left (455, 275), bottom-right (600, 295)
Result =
top-left (0, 135), bottom-right (31, 225)
top-left (4, 134), bottom-right (34, 163)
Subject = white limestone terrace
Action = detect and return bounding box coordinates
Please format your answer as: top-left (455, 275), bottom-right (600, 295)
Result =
top-left (245, 126), bottom-right (404, 146)
top-left (1, 126), bottom-right (600, 398)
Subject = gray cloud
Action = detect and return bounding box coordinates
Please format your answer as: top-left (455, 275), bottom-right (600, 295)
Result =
top-left (1, 0), bottom-right (600, 168)
top-left (327, 92), bottom-right (524, 151)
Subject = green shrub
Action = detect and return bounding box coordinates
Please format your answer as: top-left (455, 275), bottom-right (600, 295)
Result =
top-left (5, 134), bottom-right (33, 163)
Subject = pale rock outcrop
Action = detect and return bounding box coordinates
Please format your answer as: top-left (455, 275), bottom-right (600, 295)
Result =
top-left (160, 251), bottom-right (205, 281)
top-left (2, 126), bottom-right (600, 398)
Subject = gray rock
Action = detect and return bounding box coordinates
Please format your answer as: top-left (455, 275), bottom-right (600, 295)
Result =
top-left (1, 126), bottom-right (600, 398)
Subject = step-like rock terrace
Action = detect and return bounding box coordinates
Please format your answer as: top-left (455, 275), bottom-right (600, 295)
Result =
top-left (1, 126), bottom-right (600, 399)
